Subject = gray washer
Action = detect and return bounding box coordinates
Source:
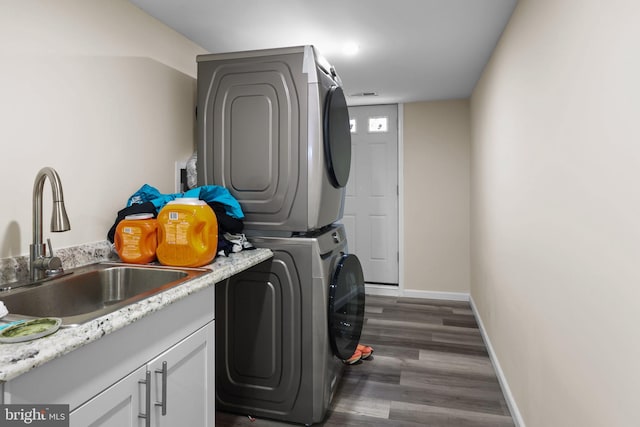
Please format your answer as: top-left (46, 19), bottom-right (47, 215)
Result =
top-left (215, 224), bottom-right (365, 425)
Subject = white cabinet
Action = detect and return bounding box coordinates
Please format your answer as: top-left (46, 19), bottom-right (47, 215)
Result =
top-left (70, 365), bottom-right (146, 427)
top-left (70, 322), bottom-right (214, 427)
top-left (147, 321), bottom-right (214, 427)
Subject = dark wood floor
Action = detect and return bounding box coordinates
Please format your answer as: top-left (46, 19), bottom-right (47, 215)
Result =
top-left (216, 295), bottom-right (515, 427)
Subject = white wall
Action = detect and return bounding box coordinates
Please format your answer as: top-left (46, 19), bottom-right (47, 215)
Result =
top-left (403, 100), bottom-right (470, 295)
top-left (0, 1), bottom-right (207, 258)
top-left (471, 0), bottom-right (640, 425)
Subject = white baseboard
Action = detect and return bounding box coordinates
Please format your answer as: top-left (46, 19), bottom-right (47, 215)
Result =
top-left (469, 296), bottom-right (525, 427)
top-left (402, 289), bottom-right (470, 301)
top-left (364, 285), bottom-right (470, 302)
top-left (364, 283), bottom-right (401, 297)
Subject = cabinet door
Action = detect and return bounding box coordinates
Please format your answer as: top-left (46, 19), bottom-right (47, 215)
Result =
top-left (148, 322), bottom-right (215, 427)
top-left (70, 365), bottom-right (147, 427)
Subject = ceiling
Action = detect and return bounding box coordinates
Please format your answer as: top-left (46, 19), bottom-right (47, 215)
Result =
top-left (129, 0), bottom-right (517, 106)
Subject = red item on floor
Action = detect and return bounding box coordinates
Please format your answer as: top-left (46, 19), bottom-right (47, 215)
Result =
top-left (357, 344), bottom-right (374, 359)
top-left (343, 349), bottom-right (362, 364)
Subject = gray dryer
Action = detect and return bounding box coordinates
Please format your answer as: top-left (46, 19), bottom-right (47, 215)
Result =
top-left (197, 45), bottom-right (351, 233)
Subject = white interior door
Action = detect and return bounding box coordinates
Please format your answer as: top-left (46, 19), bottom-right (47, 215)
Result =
top-left (343, 104), bottom-right (398, 285)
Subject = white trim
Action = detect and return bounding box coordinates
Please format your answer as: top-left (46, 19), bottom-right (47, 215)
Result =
top-left (364, 285), bottom-right (470, 302)
top-left (397, 103), bottom-right (405, 294)
top-left (365, 283), bottom-right (400, 297)
top-left (470, 296), bottom-right (525, 427)
top-left (401, 289), bottom-right (470, 301)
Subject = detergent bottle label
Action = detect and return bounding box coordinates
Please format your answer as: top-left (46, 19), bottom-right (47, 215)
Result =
top-left (121, 226), bottom-right (142, 258)
top-left (164, 212), bottom-right (190, 245)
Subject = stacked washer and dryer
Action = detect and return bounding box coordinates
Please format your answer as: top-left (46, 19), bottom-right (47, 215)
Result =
top-left (196, 46), bottom-right (366, 425)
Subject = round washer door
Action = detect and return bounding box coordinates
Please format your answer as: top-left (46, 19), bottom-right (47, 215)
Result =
top-left (328, 253), bottom-right (365, 360)
top-left (323, 85), bottom-right (351, 188)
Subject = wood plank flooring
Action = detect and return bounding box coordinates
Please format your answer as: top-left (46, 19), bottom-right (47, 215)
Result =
top-left (216, 295), bottom-right (515, 427)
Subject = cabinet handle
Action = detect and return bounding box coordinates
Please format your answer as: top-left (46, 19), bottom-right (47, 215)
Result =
top-left (138, 370), bottom-right (151, 427)
top-left (155, 361), bottom-right (168, 415)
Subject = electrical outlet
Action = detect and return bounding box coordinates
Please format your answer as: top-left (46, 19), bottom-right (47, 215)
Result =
top-left (175, 160), bottom-right (187, 192)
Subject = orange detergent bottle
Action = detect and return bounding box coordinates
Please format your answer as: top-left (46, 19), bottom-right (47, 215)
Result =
top-left (114, 213), bottom-right (158, 264)
top-left (156, 198), bottom-right (218, 267)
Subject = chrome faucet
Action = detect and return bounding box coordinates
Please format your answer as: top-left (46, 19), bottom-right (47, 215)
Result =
top-left (30, 167), bottom-right (71, 281)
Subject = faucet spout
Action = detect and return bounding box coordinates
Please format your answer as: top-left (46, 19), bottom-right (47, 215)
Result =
top-left (30, 167), bottom-right (71, 281)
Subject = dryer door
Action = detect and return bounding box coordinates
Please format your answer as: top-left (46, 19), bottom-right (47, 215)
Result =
top-left (323, 85), bottom-right (351, 188)
top-left (328, 253), bottom-right (365, 360)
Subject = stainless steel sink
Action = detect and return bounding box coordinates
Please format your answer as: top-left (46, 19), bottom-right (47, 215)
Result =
top-left (0, 263), bottom-right (208, 327)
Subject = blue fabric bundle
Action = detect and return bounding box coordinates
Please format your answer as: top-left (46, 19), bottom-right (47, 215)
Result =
top-left (126, 184), bottom-right (244, 219)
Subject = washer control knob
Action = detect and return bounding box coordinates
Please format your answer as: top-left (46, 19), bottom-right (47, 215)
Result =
top-left (332, 232), bottom-right (341, 243)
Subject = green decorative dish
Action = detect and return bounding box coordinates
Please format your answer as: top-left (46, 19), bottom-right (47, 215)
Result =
top-left (0, 318), bottom-right (61, 343)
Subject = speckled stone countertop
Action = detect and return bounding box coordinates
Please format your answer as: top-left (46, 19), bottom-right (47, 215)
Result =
top-left (0, 245), bottom-right (272, 382)
top-left (0, 241), bottom-right (119, 286)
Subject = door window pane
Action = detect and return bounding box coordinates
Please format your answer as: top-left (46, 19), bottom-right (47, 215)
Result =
top-left (368, 117), bottom-right (388, 133)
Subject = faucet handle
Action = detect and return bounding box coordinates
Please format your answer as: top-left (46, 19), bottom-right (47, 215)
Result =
top-left (45, 238), bottom-right (64, 275)
top-left (46, 238), bottom-right (55, 257)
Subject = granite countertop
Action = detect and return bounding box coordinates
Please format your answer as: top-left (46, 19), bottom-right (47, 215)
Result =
top-left (0, 248), bottom-right (272, 382)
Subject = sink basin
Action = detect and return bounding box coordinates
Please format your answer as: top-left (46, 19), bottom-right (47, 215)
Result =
top-left (0, 263), bottom-right (208, 327)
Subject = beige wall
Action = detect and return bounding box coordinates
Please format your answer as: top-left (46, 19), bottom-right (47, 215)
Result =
top-left (403, 100), bottom-right (470, 294)
top-left (0, 1), bottom-right (207, 258)
top-left (471, 0), bottom-right (640, 425)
